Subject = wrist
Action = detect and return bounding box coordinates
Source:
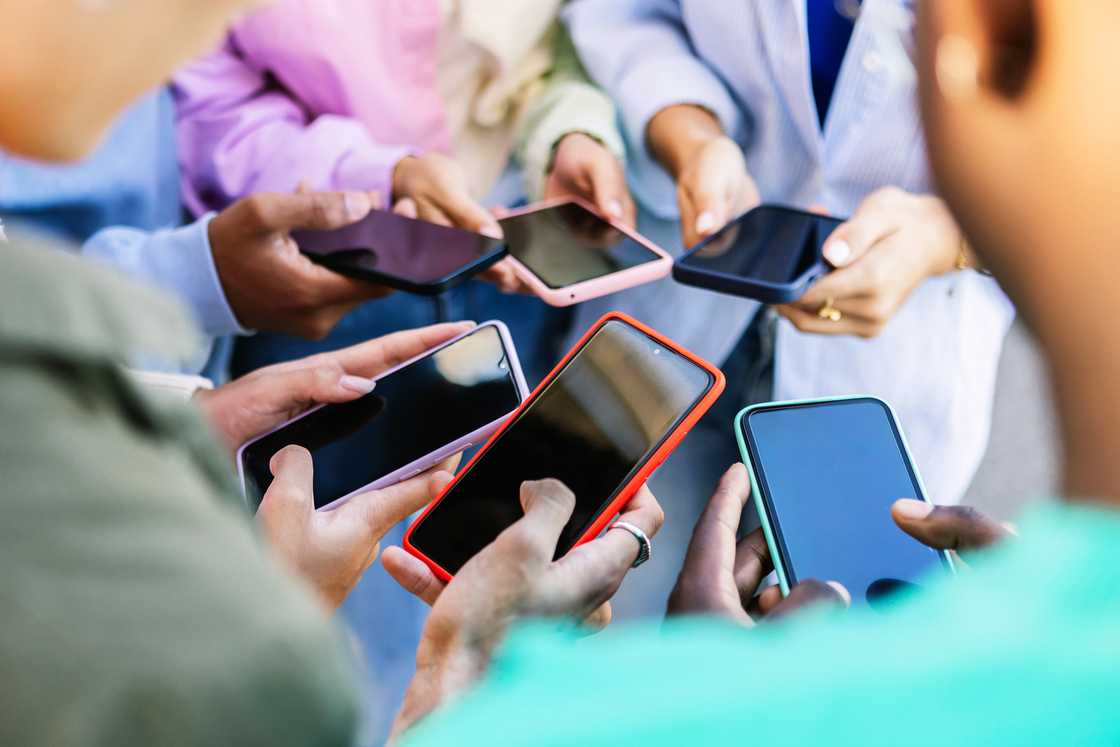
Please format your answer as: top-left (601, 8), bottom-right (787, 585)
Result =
top-left (393, 635), bottom-right (489, 740)
top-left (647, 104), bottom-right (725, 181)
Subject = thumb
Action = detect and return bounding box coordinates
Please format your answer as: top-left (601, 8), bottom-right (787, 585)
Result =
top-left (341, 469), bottom-right (456, 538)
top-left (820, 205), bottom-right (894, 269)
top-left (891, 500), bottom-right (1011, 552)
top-left (260, 445), bottom-right (317, 521)
top-left (503, 479), bottom-right (577, 562)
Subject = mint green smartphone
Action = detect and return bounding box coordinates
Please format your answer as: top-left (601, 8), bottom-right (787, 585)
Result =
top-left (735, 396), bottom-right (954, 603)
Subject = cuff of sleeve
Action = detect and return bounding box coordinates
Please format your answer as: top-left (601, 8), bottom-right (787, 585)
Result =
top-left (520, 82), bottom-right (627, 201)
top-left (617, 55), bottom-right (745, 158)
top-left (332, 142), bottom-right (421, 206)
top-left (188, 214), bottom-right (252, 337)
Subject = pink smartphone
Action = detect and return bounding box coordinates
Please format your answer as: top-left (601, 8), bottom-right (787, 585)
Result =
top-left (236, 321), bottom-right (529, 512)
top-left (497, 197), bottom-right (672, 306)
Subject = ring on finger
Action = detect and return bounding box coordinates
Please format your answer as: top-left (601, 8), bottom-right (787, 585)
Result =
top-left (609, 520), bottom-right (651, 568)
top-left (817, 297), bottom-right (843, 322)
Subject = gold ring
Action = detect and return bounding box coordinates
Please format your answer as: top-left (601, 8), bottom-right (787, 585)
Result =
top-left (817, 297), bottom-right (843, 322)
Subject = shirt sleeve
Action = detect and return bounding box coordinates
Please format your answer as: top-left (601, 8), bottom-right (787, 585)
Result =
top-left (562, 0), bottom-right (746, 217)
top-left (82, 215), bottom-right (249, 338)
top-left (172, 38), bottom-right (417, 215)
top-left (514, 23), bottom-right (627, 201)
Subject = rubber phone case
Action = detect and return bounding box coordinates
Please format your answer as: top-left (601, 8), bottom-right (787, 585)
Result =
top-left (236, 321), bottom-right (530, 512)
top-left (404, 311), bottom-right (726, 581)
top-left (734, 395), bottom-right (955, 596)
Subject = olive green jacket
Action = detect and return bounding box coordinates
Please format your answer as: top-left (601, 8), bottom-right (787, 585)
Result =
top-left (0, 234), bottom-right (359, 746)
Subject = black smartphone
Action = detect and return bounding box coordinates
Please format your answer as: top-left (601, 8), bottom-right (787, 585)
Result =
top-left (237, 322), bottom-right (528, 512)
top-left (294, 209), bottom-right (506, 295)
top-left (673, 204), bottom-right (844, 304)
top-left (405, 314), bottom-right (724, 580)
top-left (737, 397), bottom-right (953, 607)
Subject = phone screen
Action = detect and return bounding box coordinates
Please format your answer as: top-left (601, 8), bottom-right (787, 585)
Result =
top-left (743, 398), bottom-right (948, 605)
top-left (293, 210), bottom-right (503, 287)
top-left (409, 319), bottom-right (715, 574)
top-left (498, 202), bottom-right (662, 288)
top-left (240, 325), bottom-right (522, 510)
top-left (679, 206), bottom-right (842, 284)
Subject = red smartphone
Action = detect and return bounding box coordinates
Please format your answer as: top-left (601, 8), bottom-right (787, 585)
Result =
top-left (404, 312), bottom-right (726, 581)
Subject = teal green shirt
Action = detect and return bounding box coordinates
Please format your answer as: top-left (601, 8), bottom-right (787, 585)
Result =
top-left (404, 502), bottom-right (1120, 745)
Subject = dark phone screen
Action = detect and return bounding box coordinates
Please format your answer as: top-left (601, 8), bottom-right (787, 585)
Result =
top-left (241, 325), bottom-right (521, 510)
top-left (679, 206), bottom-right (842, 284)
top-left (744, 399), bottom-right (947, 606)
top-left (293, 209), bottom-right (503, 286)
top-left (498, 202), bottom-right (662, 288)
top-left (409, 320), bottom-right (714, 574)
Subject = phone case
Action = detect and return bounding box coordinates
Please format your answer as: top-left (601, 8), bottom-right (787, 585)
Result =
top-left (672, 205), bottom-right (835, 305)
top-left (404, 311), bottom-right (726, 582)
top-left (734, 396), bottom-right (955, 597)
top-left (499, 197), bottom-right (673, 307)
top-left (235, 321), bottom-right (530, 512)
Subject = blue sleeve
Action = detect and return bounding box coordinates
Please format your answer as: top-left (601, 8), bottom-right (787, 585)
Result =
top-left (563, 0), bottom-right (745, 218)
top-left (82, 214), bottom-right (248, 338)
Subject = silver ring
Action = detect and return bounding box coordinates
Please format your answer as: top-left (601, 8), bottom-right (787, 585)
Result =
top-left (609, 520), bottom-right (651, 568)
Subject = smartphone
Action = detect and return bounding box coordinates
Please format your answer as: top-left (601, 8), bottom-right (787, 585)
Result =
top-left (293, 209), bottom-right (506, 295)
top-left (237, 321), bottom-right (529, 512)
top-left (497, 198), bottom-right (672, 306)
top-left (736, 396), bottom-right (953, 607)
top-left (673, 204), bottom-right (844, 304)
top-left (405, 313), bottom-right (725, 580)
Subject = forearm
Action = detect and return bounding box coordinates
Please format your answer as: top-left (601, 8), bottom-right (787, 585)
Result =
top-left (646, 104), bottom-right (726, 181)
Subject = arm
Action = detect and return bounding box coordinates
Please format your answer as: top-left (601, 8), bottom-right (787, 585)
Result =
top-left (172, 39), bottom-right (415, 214)
top-left (514, 24), bottom-right (626, 201)
top-left (82, 216), bottom-right (247, 338)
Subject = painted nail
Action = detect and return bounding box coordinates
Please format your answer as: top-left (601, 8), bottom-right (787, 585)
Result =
top-left (826, 581), bottom-right (852, 607)
top-left (344, 192), bottom-right (372, 221)
top-left (481, 222), bottom-right (504, 239)
top-left (893, 499), bottom-right (934, 520)
top-left (695, 211), bottom-right (718, 235)
top-left (607, 199), bottom-right (624, 218)
top-left (340, 375), bottom-right (376, 394)
top-left (824, 240), bottom-right (852, 266)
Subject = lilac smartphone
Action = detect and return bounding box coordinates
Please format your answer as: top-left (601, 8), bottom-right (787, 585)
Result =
top-left (236, 321), bottom-right (529, 512)
top-left (293, 209), bottom-right (507, 295)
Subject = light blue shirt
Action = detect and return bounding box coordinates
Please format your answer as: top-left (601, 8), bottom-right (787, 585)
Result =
top-left (0, 89), bottom-right (242, 372)
top-left (563, 0), bottom-right (1015, 505)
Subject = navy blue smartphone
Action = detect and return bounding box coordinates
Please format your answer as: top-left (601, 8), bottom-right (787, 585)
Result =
top-left (673, 205), bottom-right (843, 304)
top-left (736, 397), bottom-right (953, 607)
top-left (294, 209), bottom-right (506, 295)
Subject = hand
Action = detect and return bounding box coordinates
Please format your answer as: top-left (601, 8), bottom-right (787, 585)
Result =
top-left (668, 464), bottom-right (850, 624)
top-left (208, 191), bottom-right (393, 339)
top-left (646, 104), bottom-right (760, 249)
top-left (388, 479), bottom-right (663, 738)
top-left (891, 499), bottom-right (1015, 564)
top-left (195, 321), bottom-right (475, 455)
top-left (391, 153), bottom-right (521, 294)
top-left (544, 132), bottom-right (636, 227)
top-left (257, 445), bottom-right (458, 611)
top-left (777, 188), bottom-right (963, 338)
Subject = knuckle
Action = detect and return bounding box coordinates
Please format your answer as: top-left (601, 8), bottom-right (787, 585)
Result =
top-left (242, 194), bottom-right (271, 225)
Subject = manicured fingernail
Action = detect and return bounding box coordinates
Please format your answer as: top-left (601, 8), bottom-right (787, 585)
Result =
top-left (1002, 521), bottom-right (1019, 536)
top-left (481, 222), bottom-right (504, 239)
top-left (824, 240), bottom-right (852, 266)
top-left (894, 499), bottom-right (934, 520)
top-left (695, 211), bottom-right (717, 235)
top-left (344, 192), bottom-right (371, 220)
top-left (340, 375), bottom-right (375, 394)
top-left (827, 581), bottom-right (852, 607)
top-left (607, 199), bottom-right (624, 218)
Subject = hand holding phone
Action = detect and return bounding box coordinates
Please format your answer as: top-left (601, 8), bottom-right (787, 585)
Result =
top-left (737, 396), bottom-right (953, 607)
top-left (404, 313), bottom-right (725, 580)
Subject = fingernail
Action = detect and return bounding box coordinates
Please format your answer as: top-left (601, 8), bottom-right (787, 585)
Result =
top-left (340, 375), bottom-right (375, 394)
top-left (344, 192), bottom-right (372, 221)
top-left (826, 581), bottom-right (852, 607)
top-left (823, 240), bottom-right (852, 266)
top-left (481, 222), bottom-right (504, 239)
top-left (695, 211), bottom-right (717, 235)
top-left (894, 499), bottom-right (934, 520)
top-left (1002, 521), bottom-right (1019, 537)
top-left (606, 199), bottom-right (624, 218)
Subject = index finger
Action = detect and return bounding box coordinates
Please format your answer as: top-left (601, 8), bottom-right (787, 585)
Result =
top-left (252, 191), bottom-right (374, 232)
top-left (678, 463), bottom-right (752, 590)
top-left (322, 322), bottom-right (477, 378)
